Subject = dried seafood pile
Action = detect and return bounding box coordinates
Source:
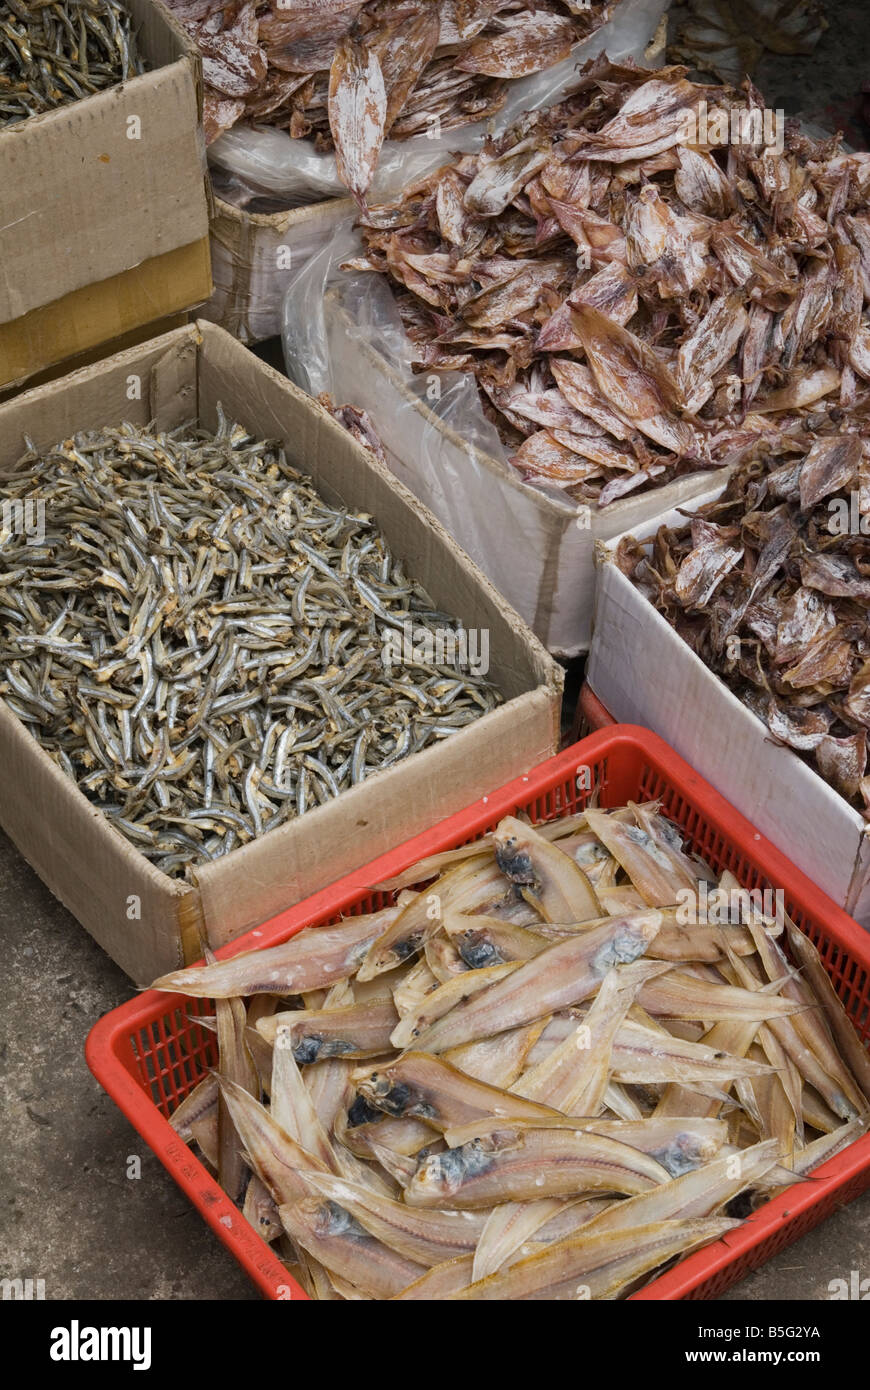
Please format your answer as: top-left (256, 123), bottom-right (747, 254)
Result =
top-left (354, 58), bottom-right (870, 507)
top-left (162, 0), bottom-right (612, 170)
top-left (0, 412), bottom-right (501, 879)
top-left (616, 431), bottom-right (870, 813)
top-left (154, 802), bottom-right (870, 1299)
top-left (0, 0), bottom-right (142, 126)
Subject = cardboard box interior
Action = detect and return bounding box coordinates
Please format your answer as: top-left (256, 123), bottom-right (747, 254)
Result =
top-left (0, 323), bottom-right (562, 983)
top-left (588, 497), bottom-right (870, 926)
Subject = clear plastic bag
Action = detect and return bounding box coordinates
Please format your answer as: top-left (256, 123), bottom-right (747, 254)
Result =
top-left (210, 0), bottom-right (669, 207)
top-left (283, 220), bottom-right (510, 468)
top-left (282, 222), bottom-right (597, 654)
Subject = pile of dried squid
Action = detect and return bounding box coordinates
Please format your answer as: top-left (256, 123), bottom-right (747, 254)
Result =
top-left (353, 58), bottom-right (870, 507)
top-left (162, 0), bottom-right (613, 175)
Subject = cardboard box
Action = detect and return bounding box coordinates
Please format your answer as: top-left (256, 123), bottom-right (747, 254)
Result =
top-left (0, 0), bottom-right (212, 390)
top-left (323, 288), bottom-right (729, 658)
top-left (0, 321), bottom-right (562, 984)
top-left (587, 493), bottom-right (870, 927)
top-left (202, 195), bottom-right (354, 344)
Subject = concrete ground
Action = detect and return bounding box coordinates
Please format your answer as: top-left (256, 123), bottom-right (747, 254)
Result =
top-left (3, 0), bottom-right (870, 1307)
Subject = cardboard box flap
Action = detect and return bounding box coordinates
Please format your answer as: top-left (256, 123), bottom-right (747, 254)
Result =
top-left (0, 68), bottom-right (207, 324)
top-left (132, 0), bottom-right (200, 89)
top-left (0, 327), bottom-right (198, 460)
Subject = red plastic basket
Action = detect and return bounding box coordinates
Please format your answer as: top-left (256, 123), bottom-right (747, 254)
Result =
top-left (578, 681), bottom-right (616, 735)
top-left (86, 726), bottom-right (870, 1301)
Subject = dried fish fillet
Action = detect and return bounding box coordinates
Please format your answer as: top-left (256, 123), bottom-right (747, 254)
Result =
top-left (157, 798), bottom-right (870, 1300)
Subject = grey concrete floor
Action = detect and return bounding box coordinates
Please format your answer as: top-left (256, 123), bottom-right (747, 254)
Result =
top-left (1, 821), bottom-right (869, 1302)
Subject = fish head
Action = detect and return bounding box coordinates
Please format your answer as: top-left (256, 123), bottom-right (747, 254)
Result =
top-left (409, 1139), bottom-right (494, 1199)
top-left (493, 816), bottom-right (538, 886)
top-left (591, 911), bottom-right (663, 974)
top-left (346, 1092), bottom-right (384, 1128)
top-left (355, 1068), bottom-right (435, 1121)
top-left (458, 930), bottom-right (504, 969)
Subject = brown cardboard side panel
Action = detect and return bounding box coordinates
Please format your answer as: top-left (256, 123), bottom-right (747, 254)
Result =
top-left (0, 64), bottom-right (207, 322)
top-left (0, 313), bottom-right (190, 404)
top-left (0, 705), bottom-right (193, 983)
top-left (195, 687), bottom-right (559, 948)
top-left (0, 239), bottom-right (211, 391)
top-left (202, 195), bottom-right (354, 344)
top-left (0, 326), bottom-right (199, 466)
top-left (193, 322), bottom-right (556, 702)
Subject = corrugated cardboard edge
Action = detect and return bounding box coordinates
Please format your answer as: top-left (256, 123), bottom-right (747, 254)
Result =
top-left (588, 498), bottom-right (870, 925)
top-left (325, 288), bottom-right (731, 657)
top-left (202, 195), bottom-right (354, 344)
top-left (0, 238), bottom-right (211, 391)
top-left (0, 312), bottom-right (188, 404)
top-left (0, 321), bottom-right (561, 979)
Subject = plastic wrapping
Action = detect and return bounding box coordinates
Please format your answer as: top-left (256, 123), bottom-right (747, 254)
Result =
top-left (209, 0), bottom-right (668, 207)
top-left (282, 225), bottom-right (727, 657)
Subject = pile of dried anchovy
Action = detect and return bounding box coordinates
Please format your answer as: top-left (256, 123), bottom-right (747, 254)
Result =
top-left (615, 430), bottom-right (870, 812)
top-left (154, 801), bottom-right (870, 1299)
top-left (161, 0), bottom-right (612, 171)
top-left (0, 412), bottom-right (501, 878)
top-left (0, 0), bottom-right (142, 126)
top-left (354, 58), bottom-right (870, 506)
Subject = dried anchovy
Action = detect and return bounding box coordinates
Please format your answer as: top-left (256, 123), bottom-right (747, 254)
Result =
top-left (160, 0), bottom-right (612, 161)
top-left (0, 410), bottom-right (501, 878)
top-left (615, 428), bottom-right (870, 811)
top-left (0, 0), bottom-right (142, 127)
top-left (355, 57), bottom-right (870, 507)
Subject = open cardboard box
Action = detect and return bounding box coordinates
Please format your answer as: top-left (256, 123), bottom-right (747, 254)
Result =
top-left (587, 489), bottom-right (870, 927)
top-left (322, 287), bottom-right (730, 658)
top-left (0, 0), bottom-right (212, 390)
top-left (202, 195), bottom-right (354, 344)
top-left (0, 321), bottom-right (562, 984)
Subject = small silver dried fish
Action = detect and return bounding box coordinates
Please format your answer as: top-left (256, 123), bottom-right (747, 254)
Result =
top-left (0, 410), bottom-right (501, 877)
